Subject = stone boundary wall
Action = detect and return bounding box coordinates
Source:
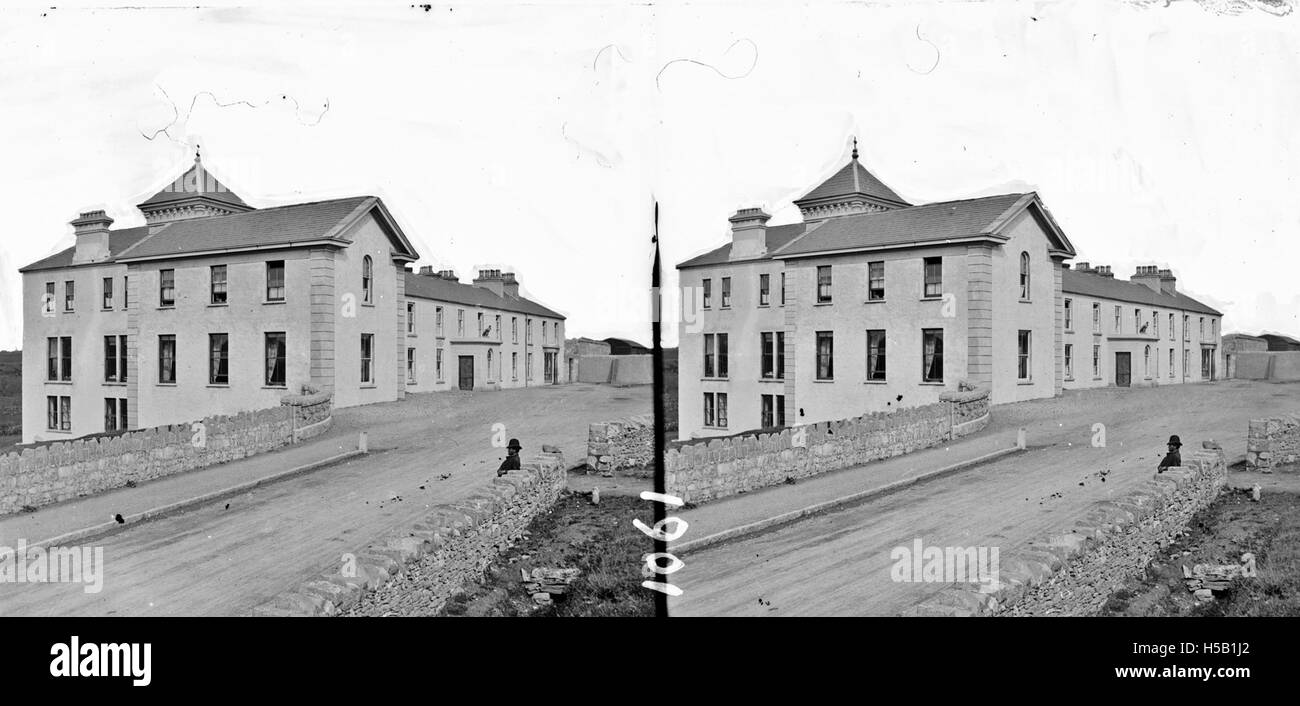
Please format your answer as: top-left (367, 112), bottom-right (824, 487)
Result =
top-left (252, 450), bottom-right (568, 616)
top-left (587, 414), bottom-right (654, 475)
top-left (0, 393), bottom-right (333, 516)
top-left (1232, 351), bottom-right (1300, 381)
top-left (905, 444), bottom-right (1228, 617)
top-left (1246, 414), bottom-right (1300, 472)
top-left (574, 355), bottom-right (654, 385)
top-left (667, 389), bottom-right (991, 505)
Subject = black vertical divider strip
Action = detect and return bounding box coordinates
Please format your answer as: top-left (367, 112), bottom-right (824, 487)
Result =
top-left (651, 200), bottom-right (668, 618)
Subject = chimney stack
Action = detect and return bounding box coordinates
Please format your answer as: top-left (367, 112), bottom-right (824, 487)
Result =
top-left (473, 268), bottom-right (505, 297)
top-left (1073, 261), bottom-right (1091, 273)
top-left (1094, 265), bottom-right (1114, 278)
top-left (1157, 268), bottom-right (1176, 295)
top-left (1131, 265), bottom-right (1177, 294)
top-left (500, 271), bottom-right (519, 299)
top-left (728, 207), bottom-right (770, 261)
top-left (418, 265), bottom-right (434, 276)
top-left (70, 210), bottom-right (114, 264)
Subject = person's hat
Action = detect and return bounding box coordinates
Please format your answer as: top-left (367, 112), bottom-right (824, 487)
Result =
top-left (507, 438), bottom-right (522, 450)
top-left (1167, 435), bottom-right (1182, 447)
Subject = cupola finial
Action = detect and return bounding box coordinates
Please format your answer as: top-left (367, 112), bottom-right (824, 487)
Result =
top-left (851, 137), bottom-right (858, 161)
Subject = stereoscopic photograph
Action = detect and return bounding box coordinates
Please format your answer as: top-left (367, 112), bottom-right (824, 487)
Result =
top-left (0, 0), bottom-right (1296, 686)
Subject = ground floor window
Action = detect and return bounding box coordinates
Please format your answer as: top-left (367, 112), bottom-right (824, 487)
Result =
top-left (1064, 343), bottom-right (1073, 379)
top-left (360, 334), bottom-right (374, 384)
top-left (158, 335), bottom-right (176, 384)
top-left (922, 329), bottom-right (943, 382)
top-left (1184, 350), bottom-right (1190, 377)
top-left (436, 349), bottom-right (444, 381)
top-left (47, 395), bottom-right (71, 431)
top-left (210, 333), bottom-right (229, 385)
top-left (407, 347), bottom-right (417, 384)
top-left (704, 392), bottom-right (728, 428)
top-left (1093, 344), bottom-right (1100, 378)
top-left (1017, 330), bottom-right (1031, 380)
top-left (1169, 349), bottom-right (1175, 378)
top-left (512, 352), bottom-right (518, 381)
top-left (867, 329), bottom-right (886, 381)
top-left (104, 398), bottom-right (128, 432)
top-left (1201, 348), bottom-right (1212, 379)
top-left (486, 349), bottom-right (494, 382)
top-left (266, 333), bottom-right (287, 387)
top-left (1143, 345), bottom-right (1151, 378)
top-left (816, 331), bottom-right (834, 380)
top-left (760, 393), bottom-right (785, 428)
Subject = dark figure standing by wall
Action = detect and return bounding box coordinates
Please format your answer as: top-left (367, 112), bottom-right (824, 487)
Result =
top-left (1157, 434), bottom-right (1182, 473)
top-left (498, 438), bottom-right (523, 477)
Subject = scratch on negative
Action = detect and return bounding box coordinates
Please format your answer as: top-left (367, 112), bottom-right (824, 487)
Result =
top-left (593, 43), bottom-right (632, 71)
top-left (655, 38), bottom-right (758, 91)
top-left (140, 86), bottom-right (331, 142)
top-left (909, 24), bottom-right (940, 75)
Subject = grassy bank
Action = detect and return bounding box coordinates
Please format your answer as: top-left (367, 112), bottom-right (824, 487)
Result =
top-left (1097, 482), bottom-right (1300, 617)
top-left (439, 491), bottom-right (654, 617)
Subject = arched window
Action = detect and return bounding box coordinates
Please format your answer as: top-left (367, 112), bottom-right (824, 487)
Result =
top-left (1019, 252), bottom-right (1031, 299)
top-left (362, 256), bottom-right (373, 304)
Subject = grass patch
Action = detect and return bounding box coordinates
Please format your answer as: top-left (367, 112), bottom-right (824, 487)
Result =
top-left (438, 491), bottom-right (654, 617)
top-left (1096, 487), bottom-right (1300, 616)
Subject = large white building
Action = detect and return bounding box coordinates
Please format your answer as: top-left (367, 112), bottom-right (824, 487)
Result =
top-left (19, 153), bottom-right (565, 444)
top-left (676, 145), bottom-right (1221, 439)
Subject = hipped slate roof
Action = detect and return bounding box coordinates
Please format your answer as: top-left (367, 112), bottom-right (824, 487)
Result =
top-left (796, 159), bottom-right (908, 206)
top-left (676, 223), bottom-right (808, 269)
top-left (403, 272), bottom-right (565, 320)
top-left (776, 193), bottom-right (1033, 258)
top-left (116, 197), bottom-right (375, 261)
top-left (1062, 267), bottom-right (1220, 316)
top-left (21, 196), bottom-right (417, 271)
top-left (18, 226), bottom-right (152, 272)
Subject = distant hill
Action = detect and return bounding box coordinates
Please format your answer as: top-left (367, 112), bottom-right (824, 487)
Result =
top-left (0, 350), bottom-right (21, 443)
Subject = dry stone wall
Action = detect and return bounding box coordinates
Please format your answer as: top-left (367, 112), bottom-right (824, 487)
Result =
top-left (587, 414), bottom-right (654, 475)
top-left (253, 450), bottom-right (568, 617)
top-left (1246, 414), bottom-right (1300, 472)
top-left (0, 394), bottom-right (332, 516)
top-left (905, 444), bottom-right (1228, 617)
top-left (667, 389), bottom-right (990, 505)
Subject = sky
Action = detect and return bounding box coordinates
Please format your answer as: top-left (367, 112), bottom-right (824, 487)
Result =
top-left (1, 0), bottom-right (1297, 351)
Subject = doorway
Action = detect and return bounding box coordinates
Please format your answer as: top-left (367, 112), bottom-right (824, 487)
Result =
top-left (458, 355), bottom-right (474, 391)
top-left (1115, 352), bottom-right (1131, 387)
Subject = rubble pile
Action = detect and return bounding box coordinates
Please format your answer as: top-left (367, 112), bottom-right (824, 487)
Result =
top-left (522, 567), bottom-right (580, 606)
top-left (1182, 553), bottom-right (1256, 600)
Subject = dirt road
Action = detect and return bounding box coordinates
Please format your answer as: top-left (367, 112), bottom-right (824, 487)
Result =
top-left (0, 384), bottom-right (648, 616)
top-left (668, 380), bottom-right (1299, 616)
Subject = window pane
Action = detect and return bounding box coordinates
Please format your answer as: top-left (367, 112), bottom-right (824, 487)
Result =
top-left (923, 330), bottom-right (943, 382)
top-left (266, 333), bottom-right (286, 386)
top-left (868, 330), bottom-right (886, 381)
top-left (159, 336), bottom-right (175, 383)
top-left (924, 258), bottom-right (942, 298)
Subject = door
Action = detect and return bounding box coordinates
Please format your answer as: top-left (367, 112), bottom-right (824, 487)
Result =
top-left (1115, 352), bottom-right (1131, 387)
top-left (458, 355), bottom-right (474, 391)
top-left (544, 352), bottom-right (556, 384)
